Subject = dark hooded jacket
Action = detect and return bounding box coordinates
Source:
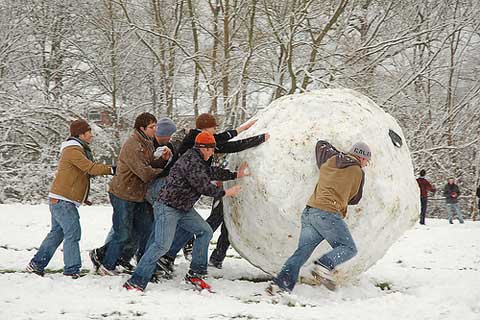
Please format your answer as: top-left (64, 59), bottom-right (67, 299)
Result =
top-left (158, 148), bottom-right (237, 211)
top-left (443, 183), bottom-right (460, 204)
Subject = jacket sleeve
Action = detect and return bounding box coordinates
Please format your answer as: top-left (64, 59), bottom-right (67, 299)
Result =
top-left (122, 145), bottom-right (162, 184)
top-left (178, 134), bottom-right (195, 156)
top-left (214, 129), bottom-right (237, 144)
top-left (315, 140), bottom-right (340, 168)
top-left (348, 170), bottom-right (365, 205)
top-left (455, 185), bottom-right (460, 197)
top-left (185, 162), bottom-right (226, 198)
top-left (151, 157), bottom-right (168, 169)
top-left (443, 185), bottom-right (447, 197)
top-left (210, 166), bottom-right (237, 181)
top-left (68, 147), bottom-right (112, 176)
top-left (215, 134), bottom-right (266, 154)
top-left (426, 180), bottom-right (436, 193)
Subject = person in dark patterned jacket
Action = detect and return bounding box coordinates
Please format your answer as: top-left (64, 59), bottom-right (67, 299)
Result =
top-left (162, 113), bottom-right (269, 270)
top-left (123, 132), bottom-right (248, 292)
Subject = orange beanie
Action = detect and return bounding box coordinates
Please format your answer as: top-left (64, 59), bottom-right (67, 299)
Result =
top-left (195, 132), bottom-right (216, 148)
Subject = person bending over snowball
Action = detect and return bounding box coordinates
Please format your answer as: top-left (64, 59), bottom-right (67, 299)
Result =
top-left (267, 140), bottom-right (370, 293)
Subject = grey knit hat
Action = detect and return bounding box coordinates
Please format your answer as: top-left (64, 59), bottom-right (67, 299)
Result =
top-left (156, 117), bottom-right (177, 137)
top-left (349, 142), bottom-right (371, 160)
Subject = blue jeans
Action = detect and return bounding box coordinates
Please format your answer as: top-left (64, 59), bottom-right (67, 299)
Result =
top-left (129, 201), bottom-right (213, 290)
top-left (30, 200), bottom-right (82, 274)
top-left (145, 177), bottom-right (166, 206)
top-left (447, 203), bottom-right (464, 223)
top-left (273, 207), bottom-right (357, 292)
top-left (102, 193), bottom-right (151, 270)
top-left (164, 198), bottom-right (228, 263)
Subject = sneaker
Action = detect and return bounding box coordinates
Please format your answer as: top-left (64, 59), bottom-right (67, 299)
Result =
top-left (123, 280), bottom-right (144, 292)
top-left (89, 248), bottom-right (101, 271)
top-left (26, 262), bottom-right (44, 277)
top-left (311, 263), bottom-right (336, 291)
top-left (117, 259), bottom-right (135, 274)
top-left (155, 256), bottom-right (174, 279)
top-left (97, 264), bottom-right (120, 276)
top-left (64, 273), bottom-right (86, 279)
top-left (265, 282), bottom-right (289, 296)
top-left (183, 243), bottom-right (193, 261)
top-left (208, 258), bottom-right (223, 269)
top-left (185, 270), bottom-right (212, 292)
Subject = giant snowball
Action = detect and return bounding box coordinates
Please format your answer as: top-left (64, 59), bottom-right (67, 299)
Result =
top-left (223, 89), bottom-right (419, 285)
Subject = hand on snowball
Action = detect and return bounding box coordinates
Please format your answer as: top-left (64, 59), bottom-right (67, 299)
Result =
top-left (237, 162), bottom-right (249, 178)
top-left (236, 119), bottom-right (257, 133)
top-left (225, 185), bottom-right (242, 197)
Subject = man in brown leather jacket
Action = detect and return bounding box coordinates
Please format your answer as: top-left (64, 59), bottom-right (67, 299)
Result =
top-left (97, 112), bottom-right (170, 275)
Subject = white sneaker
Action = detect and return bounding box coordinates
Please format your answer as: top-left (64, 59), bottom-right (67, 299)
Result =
top-left (311, 264), bottom-right (336, 291)
top-left (97, 264), bottom-right (120, 276)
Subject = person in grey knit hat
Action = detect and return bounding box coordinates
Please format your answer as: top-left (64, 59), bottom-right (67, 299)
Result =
top-left (349, 142), bottom-right (371, 161)
top-left (156, 117), bottom-right (177, 137)
top-left (267, 139), bottom-right (370, 294)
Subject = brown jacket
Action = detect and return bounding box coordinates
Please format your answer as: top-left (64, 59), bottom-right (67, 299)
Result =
top-left (50, 140), bottom-right (112, 204)
top-left (307, 141), bottom-right (365, 218)
top-left (109, 130), bottom-right (163, 202)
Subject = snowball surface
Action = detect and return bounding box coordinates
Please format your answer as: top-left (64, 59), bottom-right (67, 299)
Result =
top-left (223, 89), bottom-right (419, 283)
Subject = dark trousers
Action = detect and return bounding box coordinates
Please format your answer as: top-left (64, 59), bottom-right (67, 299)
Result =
top-left (179, 198), bottom-right (230, 263)
top-left (102, 193), bottom-right (152, 270)
top-left (420, 197), bottom-right (428, 224)
top-left (208, 199), bottom-right (230, 263)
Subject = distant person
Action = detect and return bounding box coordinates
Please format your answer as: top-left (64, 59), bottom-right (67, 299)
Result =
top-left (443, 178), bottom-right (463, 224)
top-left (27, 120), bottom-right (114, 278)
top-left (266, 140), bottom-right (370, 294)
top-left (416, 169), bottom-right (436, 225)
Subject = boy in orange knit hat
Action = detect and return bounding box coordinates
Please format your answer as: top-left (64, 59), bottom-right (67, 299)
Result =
top-left (124, 132), bottom-right (249, 292)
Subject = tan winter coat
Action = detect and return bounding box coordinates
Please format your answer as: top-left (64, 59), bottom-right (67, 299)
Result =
top-left (50, 140), bottom-right (112, 204)
top-left (109, 130), bottom-right (162, 202)
top-left (307, 141), bottom-right (365, 218)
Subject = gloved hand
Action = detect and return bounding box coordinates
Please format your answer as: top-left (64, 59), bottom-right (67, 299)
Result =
top-left (154, 146), bottom-right (167, 159)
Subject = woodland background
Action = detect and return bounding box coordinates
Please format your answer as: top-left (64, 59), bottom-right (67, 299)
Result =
top-left (0, 0), bottom-right (479, 217)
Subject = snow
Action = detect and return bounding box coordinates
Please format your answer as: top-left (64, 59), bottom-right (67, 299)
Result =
top-left (1, 204), bottom-right (480, 320)
top-left (223, 89), bottom-right (419, 283)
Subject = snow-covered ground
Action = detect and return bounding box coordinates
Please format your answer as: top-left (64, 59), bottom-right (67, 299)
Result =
top-left (1, 204), bottom-right (479, 320)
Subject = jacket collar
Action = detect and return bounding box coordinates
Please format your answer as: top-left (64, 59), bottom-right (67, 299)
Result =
top-left (60, 139), bottom-right (82, 152)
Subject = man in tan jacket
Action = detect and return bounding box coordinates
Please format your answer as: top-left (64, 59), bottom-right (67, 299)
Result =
top-left (267, 140), bottom-right (370, 293)
top-left (27, 119), bottom-right (113, 278)
top-left (97, 112), bottom-right (170, 275)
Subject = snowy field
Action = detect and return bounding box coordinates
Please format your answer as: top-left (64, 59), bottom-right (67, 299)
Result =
top-left (1, 204), bottom-right (480, 320)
